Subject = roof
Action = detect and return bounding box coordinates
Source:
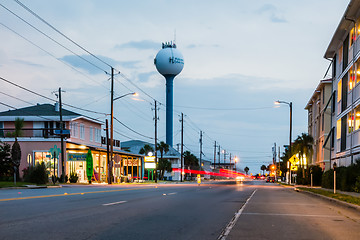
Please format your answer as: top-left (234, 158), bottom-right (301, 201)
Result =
top-left (324, 0), bottom-right (360, 59)
top-left (0, 103), bottom-right (80, 117)
top-left (305, 79), bottom-right (332, 109)
top-left (0, 103), bottom-right (102, 124)
top-left (121, 140), bottom-right (181, 158)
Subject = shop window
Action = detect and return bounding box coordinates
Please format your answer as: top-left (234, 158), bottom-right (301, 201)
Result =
top-left (80, 124), bottom-right (85, 140)
top-left (34, 151), bottom-right (57, 176)
top-left (337, 119), bottom-right (341, 139)
top-left (337, 80), bottom-right (342, 102)
top-left (90, 126), bottom-right (93, 142)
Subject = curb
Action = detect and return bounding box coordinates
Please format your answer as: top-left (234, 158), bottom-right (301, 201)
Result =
top-left (297, 188), bottom-right (360, 211)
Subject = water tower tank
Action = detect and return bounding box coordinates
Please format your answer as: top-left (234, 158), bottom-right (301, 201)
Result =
top-left (154, 42), bottom-right (184, 147)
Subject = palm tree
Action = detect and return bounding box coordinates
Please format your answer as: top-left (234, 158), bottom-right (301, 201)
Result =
top-left (293, 133), bottom-right (314, 176)
top-left (139, 144), bottom-right (154, 155)
top-left (157, 141), bottom-right (169, 160)
top-left (260, 165), bottom-right (266, 175)
top-left (244, 166), bottom-right (249, 175)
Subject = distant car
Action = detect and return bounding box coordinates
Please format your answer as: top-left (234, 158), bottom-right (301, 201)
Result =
top-left (236, 176), bottom-right (245, 182)
top-left (266, 176), bottom-right (275, 183)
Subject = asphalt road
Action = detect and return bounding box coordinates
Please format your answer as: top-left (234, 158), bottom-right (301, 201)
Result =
top-left (1, 180), bottom-right (360, 240)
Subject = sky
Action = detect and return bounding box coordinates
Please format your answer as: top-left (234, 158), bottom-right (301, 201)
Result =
top-left (0, 0), bottom-right (350, 174)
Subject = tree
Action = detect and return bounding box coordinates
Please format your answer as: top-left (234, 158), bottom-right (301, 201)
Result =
top-left (157, 141), bottom-right (169, 160)
top-left (293, 133), bottom-right (314, 176)
top-left (260, 165), bottom-right (266, 175)
top-left (0, 141), bottom-right (12, 179)
top-left (183, 151), bottom-right (199, 180)
top-left (11, 118), bottom-right (24, 181)
top-left (244, 166), bottom-right (249, 175)
top-left (156, 141), bottom-right (170, 180)
top-left (139, 144), bottom-right (154, 155)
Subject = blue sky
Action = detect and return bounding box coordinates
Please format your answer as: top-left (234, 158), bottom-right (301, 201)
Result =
top-left (0, 0), bottom-right (350, 174)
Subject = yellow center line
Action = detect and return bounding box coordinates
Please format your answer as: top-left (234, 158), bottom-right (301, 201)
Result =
top-left (0, 187), bottom-right (154, 202)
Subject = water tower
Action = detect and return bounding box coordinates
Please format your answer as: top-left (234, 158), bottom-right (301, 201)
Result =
top-left (154, 42), bottom-right (184, 147)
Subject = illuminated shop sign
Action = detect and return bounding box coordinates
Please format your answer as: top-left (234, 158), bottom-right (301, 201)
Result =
top-left (68, 153), bottom-right (87, 161)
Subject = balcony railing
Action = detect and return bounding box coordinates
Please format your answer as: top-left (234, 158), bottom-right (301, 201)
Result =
top-left (0, 128), bottom-right (70, 139)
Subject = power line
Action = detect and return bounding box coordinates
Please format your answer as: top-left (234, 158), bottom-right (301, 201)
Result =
top-left (0, 22), bottom-right (109, 91)
top-left (0, 3), bottom-right (107, 73)
top-left (0, 76), bottom-right (106, 115)
top-left (113, 116), bottom-right (153, 140)
top-left (13, 0), bottom-right (112, 69)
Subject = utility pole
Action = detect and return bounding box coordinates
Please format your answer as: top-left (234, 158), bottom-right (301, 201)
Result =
top-left (59, 87), bottom-right (65, 182)
top-left (223, 149), bottom-right (227, 167)
top-left (109, 67), bottom-right (114, 184)
top-left (213, 141), bottom-right (216, 171)
top-left (154, 100), bottom-right (158, 183)
top-left (218, 145), bottom-right (220, 166)
top-left (199, 131), bottom-right (203, 170)
top-left (229, 153), bottom-right (232, 171)
top-left (105, 119), bottom-right (110, 183)
top-left (180, 113), bottom-right (184, 182)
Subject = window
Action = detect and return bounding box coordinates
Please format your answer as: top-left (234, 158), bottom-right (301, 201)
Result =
top-left (338, 45), bottom-right (343, 65)
top-left (350, 27), bottom-right (355, 46)
top-left (349, 66), bottom-right (355, 90)
top-left (80, 124), bottom-right (85, 140)
top-left (0, 121), bottom-right (3, 137)
top-left (337, 119), bottom-right (341, 139)
top-left (348, 112), bottom-right (354, 133)
top-left (337, 80), bottom-right (342, 102)
top-left (94, 127), bottom-right (101, 143)
top-left (355, 107), bottom-right (360, 131)
top-left (356, 58), bottom-right (360, 84)
top-left (90, 126), bottom-right (93, 142)
top-left (71, 122), bottom-right (78, 138)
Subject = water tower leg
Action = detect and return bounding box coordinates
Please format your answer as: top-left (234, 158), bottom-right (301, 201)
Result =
top-left (166, 75), bottom-right (174, 147)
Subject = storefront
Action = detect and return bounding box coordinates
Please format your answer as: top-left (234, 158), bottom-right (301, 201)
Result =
top-left (65, 142), bottom-right (143, 183)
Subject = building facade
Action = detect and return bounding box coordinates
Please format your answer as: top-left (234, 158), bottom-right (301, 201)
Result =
top-left (325, 0), bottom-right (360, 167)
top-left (0, 103), bottom-right (143, 183)
top-left (305, 79), bottom-right (332, 171)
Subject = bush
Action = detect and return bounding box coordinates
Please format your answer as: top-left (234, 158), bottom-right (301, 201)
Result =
top-left (353, 176), bottom-right (360, 193)
top-left (69, 172), bottom-right (78, 183)
top-left (23, 162), bottom-right (48, 185)
top-left (322, 169), bottom-right (334, 189)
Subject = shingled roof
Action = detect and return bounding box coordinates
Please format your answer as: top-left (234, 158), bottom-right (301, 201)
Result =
top-left (0, 103), bottom-right (80, 117)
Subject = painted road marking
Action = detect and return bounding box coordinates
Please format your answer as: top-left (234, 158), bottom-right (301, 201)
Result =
top-left (0, 187), bottom-right (153, 202)
top-left (218, 189), bottom-right (257, 240)
top-left (243, 213), bottom-right (340, 218)
top-left (103, 201), bottom-right (127, 206)
top-left (168, 192), bottom-right (177, 195)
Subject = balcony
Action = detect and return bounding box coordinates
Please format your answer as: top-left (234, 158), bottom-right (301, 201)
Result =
top-left (0, 128), bottom-right (70, 139)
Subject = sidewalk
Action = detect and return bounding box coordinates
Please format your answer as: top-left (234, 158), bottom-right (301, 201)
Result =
top-left (280, 182), bottom-right (360, 210)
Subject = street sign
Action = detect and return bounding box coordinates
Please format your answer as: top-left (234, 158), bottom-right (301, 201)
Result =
top-left (49, 145), bottom-right (61, 159)
top-left (289, 155), bottom-right (300, 165)
top-left (290, 165), bottom-right (298, 171)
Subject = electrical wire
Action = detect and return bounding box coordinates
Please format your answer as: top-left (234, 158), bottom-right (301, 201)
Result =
top-left (113, 116), bottom-right (153, 140)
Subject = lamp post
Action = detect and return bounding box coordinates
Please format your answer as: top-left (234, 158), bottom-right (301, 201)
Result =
top-left (109, 91), bottom-right (137, 184)
top-left (234, 156), bottom-right (238, 172)
top-left (333, 162), bottom-right (337, 194)
top-left (275, 100), bottom-right (292, 184)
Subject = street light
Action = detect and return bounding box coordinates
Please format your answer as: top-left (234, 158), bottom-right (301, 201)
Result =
top-left (234, 156), bottom-right (238, 172)
top-left (275, 100), bottom-right (292, 184)
top-left (109, 92), bottom-right (137, 184)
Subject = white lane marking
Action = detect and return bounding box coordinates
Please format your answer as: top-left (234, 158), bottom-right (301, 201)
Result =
top-left (168, 192), bottom-right (177, 195)
top-left (102, 201), bottom-right (127, 206)
top-left (218, 189), bottom-right (257, 240)
top-left (243, 212), bottom-right (339, 218)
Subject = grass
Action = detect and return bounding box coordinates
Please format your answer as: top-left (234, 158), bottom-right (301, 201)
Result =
top-left (299, 187), bottom-right (360, 206)
top-left (0, 181), bottom-right (34, 188)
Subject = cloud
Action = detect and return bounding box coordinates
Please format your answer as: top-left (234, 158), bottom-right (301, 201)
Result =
top-left (257, 4), bottom-right (287, 23)
top-left (118, 60), bottom-right (141, 69)
top-left (137, 71), bottom-right (157, 83)
top-left (13, 59), bottom-right (44, 68)
top-left (60, 54), bottom-right (117, 74)
top-left (115, 40), bottom-right (159, 50)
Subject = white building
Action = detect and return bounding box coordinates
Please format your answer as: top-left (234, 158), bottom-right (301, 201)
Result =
top-left (325, 0), bottom-right (360, 167)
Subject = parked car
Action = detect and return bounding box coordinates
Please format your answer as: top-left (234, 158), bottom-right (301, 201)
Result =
top-left (266, 176), bottom-right (275, 183)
